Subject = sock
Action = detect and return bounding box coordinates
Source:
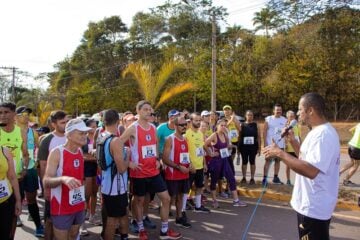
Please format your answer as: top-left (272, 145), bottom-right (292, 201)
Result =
top-left (28, 203), bottom-right (41, 229)
top-left (137, 221), bottom-right (144, 231)
top-left (161, 221), bottom-right (168, 233)
top-left (182, 194), bottom-right (188, 211)
top-left (195, 194), bottom-right (201, 208)
top-left (274, 174), bottom-right (278, 178)
top-left (263, 175), bottom-right (267, 179)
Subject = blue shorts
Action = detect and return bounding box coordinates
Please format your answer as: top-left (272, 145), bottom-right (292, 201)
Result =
top-left (23, 168), bottom-right (39, 193)
top-left (51, 210), bottom-right (85, 230)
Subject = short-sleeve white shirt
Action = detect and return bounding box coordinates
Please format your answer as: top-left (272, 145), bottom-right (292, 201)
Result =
top-left (290, 122), bottom-right (340, 220)
top-left (265, 115), bottom-right (287, 148)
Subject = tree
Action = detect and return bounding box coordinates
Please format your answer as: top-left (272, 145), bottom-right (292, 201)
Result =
top-left (122, 60), bottom-right (194, 109)
top-left (253, 7), bottom-right (281, 37)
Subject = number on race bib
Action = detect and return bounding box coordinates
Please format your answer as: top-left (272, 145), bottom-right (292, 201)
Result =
top-left (69, 185), bottom-right (85, 206)
top-left (0, 180), bottom-right (11, 199)
top-left (243, 137), bottom-right (254, 145)
top-left (220, 148), bottom-right (230, 158)
top-left (141, 145), bottom-right (157, 159)
top-left (196, 147), bottom-right (204, 157)
top-left (180, 152), bottom-right (190, 164)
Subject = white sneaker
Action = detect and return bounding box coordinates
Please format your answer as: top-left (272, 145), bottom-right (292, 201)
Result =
top-left (80, 225), bottom-right (89, 236)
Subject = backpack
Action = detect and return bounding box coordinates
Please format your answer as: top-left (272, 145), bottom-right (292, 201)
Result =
top-left (96, 133), bottom-right (115, 171)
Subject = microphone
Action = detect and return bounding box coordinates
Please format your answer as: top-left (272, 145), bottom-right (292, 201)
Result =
top-left (281, 119), bottom-right (297, 138)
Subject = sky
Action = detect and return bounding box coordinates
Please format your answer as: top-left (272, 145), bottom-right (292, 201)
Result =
top-left (0, 0), bottom-right (267, 88)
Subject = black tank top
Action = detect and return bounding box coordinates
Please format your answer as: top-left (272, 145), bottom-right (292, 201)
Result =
top-left (239, 122), bottom-right (258, 149)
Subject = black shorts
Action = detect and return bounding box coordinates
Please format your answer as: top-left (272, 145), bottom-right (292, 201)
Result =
top-left (45, 200), bottom-right (51, 219)
top-left (166, 179), bottom-right (190, 196)
top-left (348, 146), bottom-right (360, 160)
top-left (84, 161), bottom-right (98, 177)
top-left (0, 194), bottom-right (15, 239)
top-left (132, 174), bottom-right (167, 197)
top-left (297, 212), bottom-right (331, 240)
top-left (23, 168), bottom-right (39, 193)
top-left (102, 193), bottom-right (128, 217)
top-left (189, 169), bottom-right (204, 189)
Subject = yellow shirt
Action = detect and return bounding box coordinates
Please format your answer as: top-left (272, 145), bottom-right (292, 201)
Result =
top-left (0, 147), bottom-right (13, 203)
top-left (0, 126), bottom-right (23, 177)
top-left (185, 128), bottom-right (204, 170)
top-left (285, 124), bottom-right (301, 153)
top-left (228, 121), bottom-right (239, 143)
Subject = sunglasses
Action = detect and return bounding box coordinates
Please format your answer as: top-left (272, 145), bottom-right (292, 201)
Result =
top-left (177, 123), bottom-right (187, 127)
top-left (17, 112), bottom-right (29, 117)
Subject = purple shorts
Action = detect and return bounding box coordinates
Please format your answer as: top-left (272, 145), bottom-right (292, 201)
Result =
top-left (51, 210), bottom-right (85, 230)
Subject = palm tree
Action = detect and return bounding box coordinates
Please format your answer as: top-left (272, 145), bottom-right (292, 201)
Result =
top-left (253, 7), bottom-right (280, 37)
top-left (122, 60), bottom-right (194, 109)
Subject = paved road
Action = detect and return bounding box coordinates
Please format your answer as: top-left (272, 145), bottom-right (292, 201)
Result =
top-left (15, 152), bottom-right (359, 239)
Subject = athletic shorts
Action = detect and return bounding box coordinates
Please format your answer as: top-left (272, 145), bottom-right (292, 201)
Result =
top-left (349, 146), bottom-right (360, 160)
top-left (166, 179), bottom-right (190, 197)
top-left (189, 169), bottom-right (204, 189)
top-left (23, 168), bottom-right (39, 193)
top-left (132, 174), bottom-right (167, 197)
top-left (297, 212), bottom-right (331, 240)
top-left (51, 210), bottom-right (85, 230)
top-left (102, 193), bottom-right (128, 217)
top-left (84, 161), bottom-right (98, 177)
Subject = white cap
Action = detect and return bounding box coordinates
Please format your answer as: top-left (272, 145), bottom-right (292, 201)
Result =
top-left (201, 110), bottom-right (210, 117)
top-left (65, 119), bottom-right (92, 134)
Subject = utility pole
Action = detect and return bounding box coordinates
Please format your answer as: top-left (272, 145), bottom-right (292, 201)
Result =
top-left (0, 66), bottom-right (18, 102)
top-left (211, 13), bottom-right (217, 112)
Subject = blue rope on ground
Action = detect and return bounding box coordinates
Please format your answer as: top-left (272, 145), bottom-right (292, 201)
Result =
top-left (241, 159), bottom-right (274, 240)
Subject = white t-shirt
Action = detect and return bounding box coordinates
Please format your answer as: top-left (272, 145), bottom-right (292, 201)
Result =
top-left (265, 115), bottom-right (287, 148)
top-left (290, 122), bottom-right (340, 220)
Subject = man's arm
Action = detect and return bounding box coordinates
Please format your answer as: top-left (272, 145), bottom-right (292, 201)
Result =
top-left (263, 142), bottom-right (320, 179)
top-left (263, 121), bottom-right (268, 147)
top-left (110, 137), bottom-right (129, 173)
top-left (21, 128), bottom-right (29, 169)
top-left (162, 137), bottom-right (176, 168)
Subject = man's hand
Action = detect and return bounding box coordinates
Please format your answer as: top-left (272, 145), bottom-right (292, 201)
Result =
top-left (179, 166), bottom-right (190, 174)
top-left (262, 139), bottom-right (283, 159)
top-left (62, 176), bottom-right (82, 190)
top-left (129, 162), bottom-right (143, 171)
top-left (203, 164), bottom-right (208, 173)
top-left (189, 164), bottom-right (196, 173)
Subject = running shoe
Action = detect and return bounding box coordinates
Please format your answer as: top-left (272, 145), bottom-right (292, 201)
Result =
top-left (194, 205), bottom-right (211, 213)
top-left (262, 178), bottom-right (268, 187)
top-left (343, 180), bottom-right (355, 186)
top-left (143, 216), bottom-right (156, 229)
top-left (35, 225), bottom-right (45, 238)
top-left (139, 229), bottom-right (149, 240)
top-left (175, 216), bottom-right (192, 229)
top-left (160, 229), bottom-right (182, 240)
top-left (233, 199), bottom-right (247, 207)
top-left (219, 192), bottom-right (229, 198)
top-left (129, 220), bottom-right (139, 233)
top-left (273, 176), bottom-right (284, 185)
top-left (16, 217), bottom-right (23, 227)
top-left (212, 200), bottom-right (219, 209)
top-left (286, 180), bottom-right (292, 186)
top-left (249, 179), bottom-right (255, 185)
top-left (240, 178), bottom-right (247, 184)
top-left (80, 225), bottom-right (89, 236)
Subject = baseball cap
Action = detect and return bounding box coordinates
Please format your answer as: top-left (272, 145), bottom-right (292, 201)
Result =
top-left (65, 119), bottom-right (92, 134)
top-left (168, 109), bottom-right (180, 118)
top-left (201, 110), bottom-right (210, 117)
top-left (36, 126), bottom-right (50, 134)
top-left (16, 106), bottom-right (32, 114)
top-left (223, 105), bottom-right (232, 110)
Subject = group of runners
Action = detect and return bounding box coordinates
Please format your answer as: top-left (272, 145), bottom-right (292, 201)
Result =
top-left (0, 97), bottom-right (358, 240)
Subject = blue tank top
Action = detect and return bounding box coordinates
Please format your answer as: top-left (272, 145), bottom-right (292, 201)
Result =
top-left (101, 138), bottom-right (128, 196)
top-left (27, 128), bottom-right (36, 169)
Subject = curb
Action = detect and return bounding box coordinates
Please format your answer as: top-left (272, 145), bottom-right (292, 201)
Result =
top-left (237, 186), bottom-right (360, 211)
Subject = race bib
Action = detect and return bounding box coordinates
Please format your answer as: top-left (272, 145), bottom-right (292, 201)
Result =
top-left (274, 127), bottom-right (282, 136)
top-left (220, 148), bottom-right (230, 158)
top-left (141, 144), bottom-right (157, 159)
top-left (196, 147), bottom-right (204, 157)
top-left (180, 152), bottom-right (190, 164)
top-left (69, 185), bottom-right (85, 206)
top-left (230, 129), bottom-right (238, 138)
top-left (0, 180), bottom-right (11, 199)
top-left (243, 137), bottom-right (254, 145)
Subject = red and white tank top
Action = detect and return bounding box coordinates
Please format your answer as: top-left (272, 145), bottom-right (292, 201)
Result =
top-left (164, 134), bottom-right (190, 180)
top-left (130, 122), bottom-right (159, 178)
top-left (50, 145), bottom-right (85, 215)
